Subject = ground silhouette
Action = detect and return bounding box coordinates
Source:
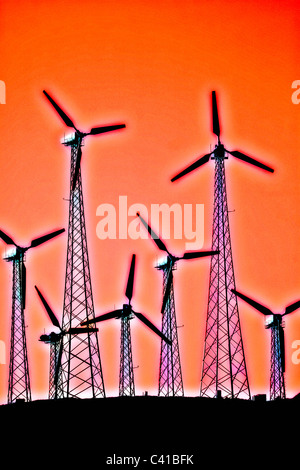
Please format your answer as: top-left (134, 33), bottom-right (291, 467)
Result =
top-left (1, 394), bottom-right (299, 453)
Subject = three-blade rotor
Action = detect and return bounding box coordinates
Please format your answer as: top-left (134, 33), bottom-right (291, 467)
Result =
top-left (0, 228), bottom-right (65, 252)
top-left (171, 91), bottom-right (274, 182)
top-left (43, 90), bottom-right (126, 190)
top-left (0, 228), bottom-right (65, 309)
top-left (232, 288), bottom-right (300, 373)
top-left (232, 289), bottom-right (300, 318)
top-left (81, 254), bottom-right (171, 345)
top-left (137, 212), bottom-right (219, 313)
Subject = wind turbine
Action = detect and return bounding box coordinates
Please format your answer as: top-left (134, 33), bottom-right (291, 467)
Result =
top-left (0, 227), bottom-right (65, 402)
top-left (43, 89), bottom-right (125, 398)
top-left (82, 254), bottom-right (171, 397)
top-left (35, 286), bottom-right (98, 399)
top-left (232, 289), bottom-right (300, 400)
top-left (171, 91), bottom-right (274, 399)
top-left (137, 212), bottom-right (218, 397)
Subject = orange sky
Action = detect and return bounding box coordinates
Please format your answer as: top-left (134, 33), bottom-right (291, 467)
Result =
top-left (0, 0), bottom-right (299, 402)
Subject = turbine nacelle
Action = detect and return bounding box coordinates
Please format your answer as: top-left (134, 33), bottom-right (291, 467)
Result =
top-left (39, 332), bottom-right (61, 344)
top-left (3, 246), bottom-right (19, 261)
top-left (122, 303), bottom-right (133, 318)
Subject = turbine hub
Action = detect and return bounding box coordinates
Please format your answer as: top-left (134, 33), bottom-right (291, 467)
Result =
top-left (123, 304), bottom-right (132, 318)
top-left (212, 143), bottom-right (227, 160)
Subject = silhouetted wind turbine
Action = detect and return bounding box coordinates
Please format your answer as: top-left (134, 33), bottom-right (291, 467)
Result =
top-left (137, 212), bottom-right (218, 396)
top-left (82, 254), bottom-right (171, 397)
top-left (171, 91), bottom-right (274, 399)
top-left (43, 89), bottom-right (125, 398)
top-left (232, 289), bottom-right (300, 400)
top-left (0, 227), bottom-right (65, 403)
top-left (35, 286), bottom-right (98, 399)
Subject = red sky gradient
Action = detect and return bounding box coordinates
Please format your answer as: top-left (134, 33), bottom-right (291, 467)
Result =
top-left (0, 0), bottom-right (299, 401)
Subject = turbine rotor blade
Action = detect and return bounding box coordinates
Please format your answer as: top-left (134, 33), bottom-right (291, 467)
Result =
top-left (136, 213), bottom-right (169, 253)
top-left (43, 90), bottom-right (75, 129)
top-left (35, 286), bottom-right (61, 330)
top-left (283, 300), bottom-right (300, 316)
top-left (0, 229), bottom-right (16, 246)
top-left (232, 289), bottom-right (274, 316)
top-left (72, 146), bottom-right (82, 191)
top-left (171, 153), bottom-right (211, 183)
top-left (180, 250), bottom-right (219, 260)
top-left (30, 228), bottom-right (65, 249)
top-left (212, 91), bottom-right (221, 139)
top-left (81, 309), bottom-right (123, 326)
top-left (229, 150), bottom-right (274, 173)
top-left (89, 124), bottom-right (126, 135)
top-left (125, 254), bottom-right (136, 302)
top-left (161, 269), bottom-right (173, 314)
top-left (133, 310), bottom-right (171, 345)
top-left (67, 327), bottom-right (99, 334)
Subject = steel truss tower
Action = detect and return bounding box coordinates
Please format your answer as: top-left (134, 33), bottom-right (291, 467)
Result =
top-left (156, 259), bottom-right (184, 397)
top-left (6, 251), bottom-right (31, 403)
top-left (60, 135), bottom-right (105, 398)
top-left (200, 155), bottom-right (250, 398)
top-left (267, 316), bottom-right (286, 400)
top-left (171, 91), bottom-right (274, 399)
top-left (119, 315), bottom-right (135, 396)
top-left (39, 332), bottom-right (61, 399)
